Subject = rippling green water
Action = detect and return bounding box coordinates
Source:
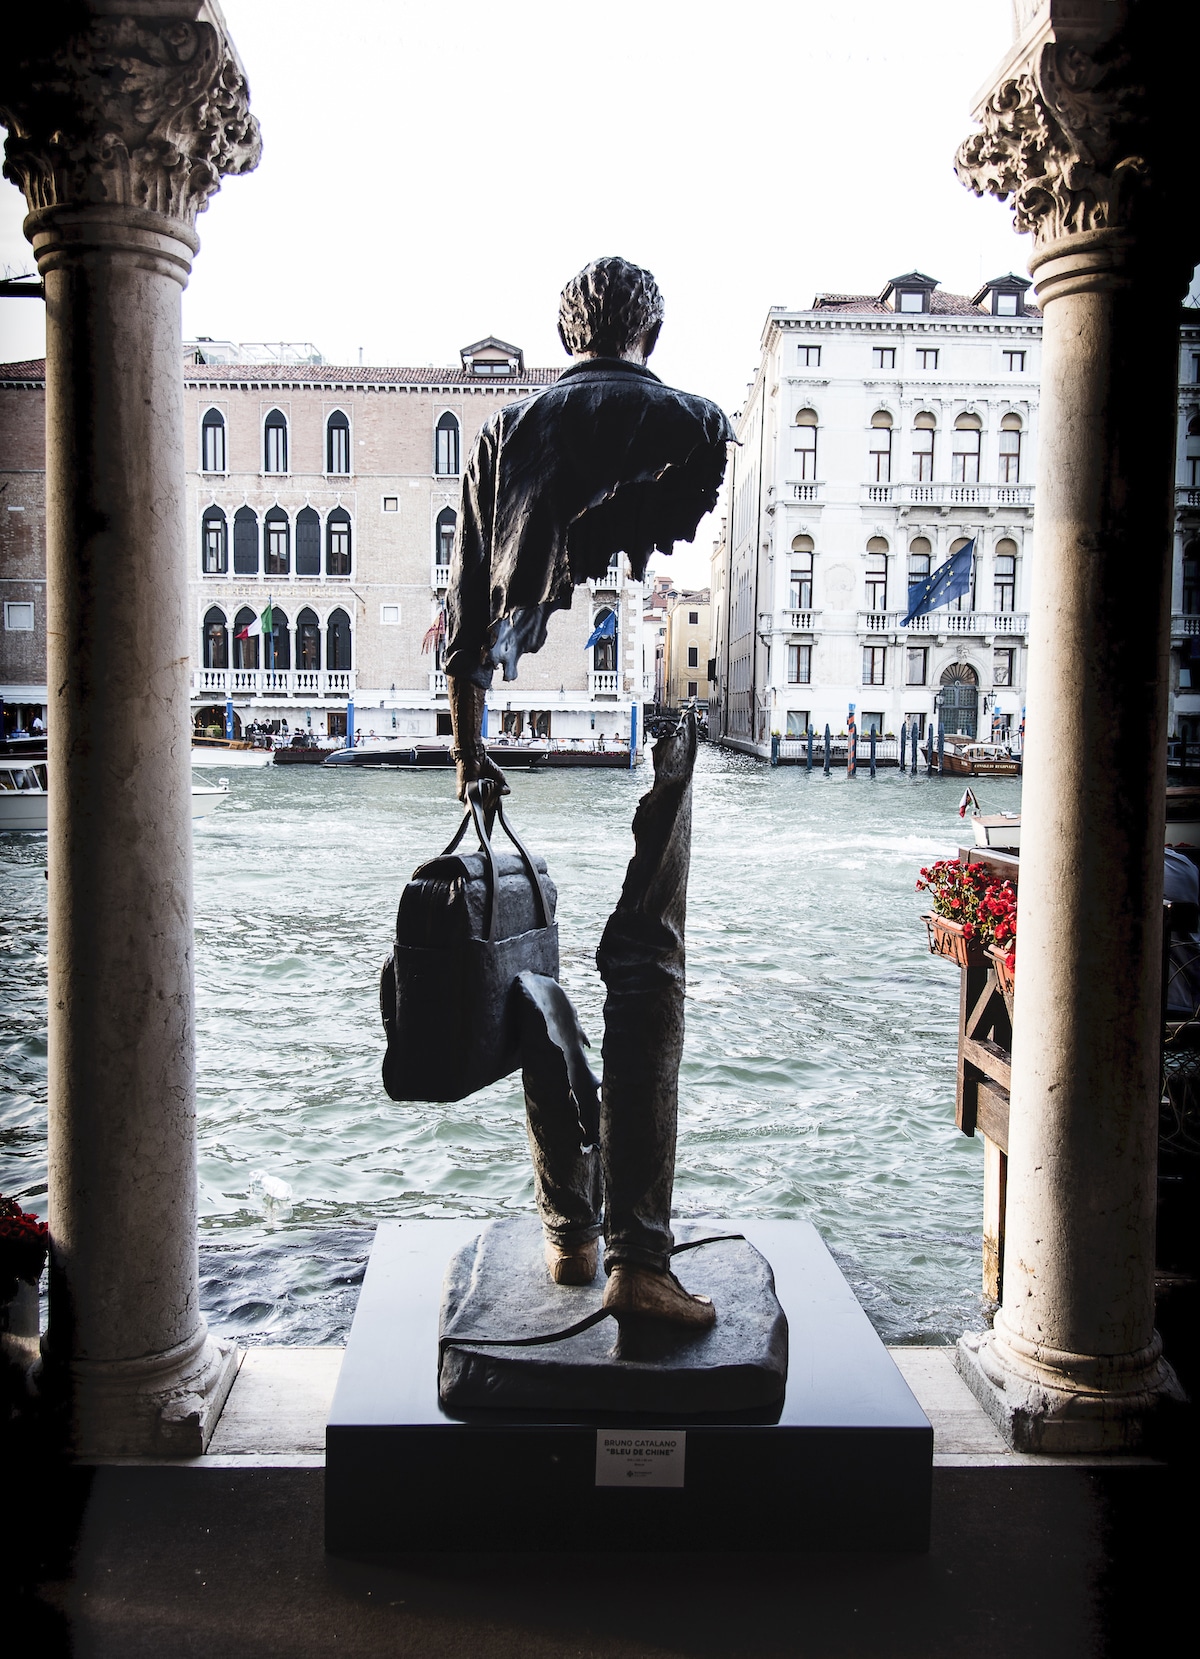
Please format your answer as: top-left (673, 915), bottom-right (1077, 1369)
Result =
top-left (0, 749), bottom-right (1021, 1345)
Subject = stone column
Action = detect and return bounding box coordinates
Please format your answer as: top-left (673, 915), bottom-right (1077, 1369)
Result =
top-left (953, 2), bottom-right (1196, 1451)
top-left (0, 5), bottom-right (260, 1456)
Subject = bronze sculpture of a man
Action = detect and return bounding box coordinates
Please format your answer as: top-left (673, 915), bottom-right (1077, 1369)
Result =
top-left (445, 257), bottom-right (733, 1327)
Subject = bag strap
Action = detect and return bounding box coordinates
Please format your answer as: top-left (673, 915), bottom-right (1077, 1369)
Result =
top-left (440, 783), bottom-right (551, 941)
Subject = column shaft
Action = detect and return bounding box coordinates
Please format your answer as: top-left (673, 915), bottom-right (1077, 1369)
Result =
top-left (35, 207), bottom-right (237, 1455)
top-left (1006, 242), bottom-right (1176, 1359)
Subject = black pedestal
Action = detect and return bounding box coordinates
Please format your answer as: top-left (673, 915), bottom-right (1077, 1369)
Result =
top-left (325, 1220), bottom-right (932, 1553)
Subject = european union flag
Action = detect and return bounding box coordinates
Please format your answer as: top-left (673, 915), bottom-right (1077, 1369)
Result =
top-left (903, 538), bottom-right (975, 626)
top-left (584, 610), bottom-right (617, 650)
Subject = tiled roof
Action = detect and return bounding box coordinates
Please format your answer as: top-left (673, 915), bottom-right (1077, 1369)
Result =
top-left (808, 291), bottom-right (1040, 318)
top-left (0, 359), bottom-right (567, 386)
top-left (182, 362), bottom-right (564, 386)
top-left (812, 295), bottom-right (891, 313)
top-left (0, 359), bottom-right (47, 381)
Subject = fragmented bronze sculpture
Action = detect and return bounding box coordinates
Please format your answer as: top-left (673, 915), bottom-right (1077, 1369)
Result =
top-left (442, 257), bottom-right (734, 1328)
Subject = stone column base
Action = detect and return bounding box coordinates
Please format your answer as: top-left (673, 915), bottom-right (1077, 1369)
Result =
top-left (56, 1326), bottom-right (240, 1459)
top-left (956, 1321), bottom-right (1186, 1454)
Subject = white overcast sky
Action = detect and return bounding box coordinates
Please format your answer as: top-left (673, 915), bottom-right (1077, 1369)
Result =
top-left (0, 0), bottom-right (1034, 582)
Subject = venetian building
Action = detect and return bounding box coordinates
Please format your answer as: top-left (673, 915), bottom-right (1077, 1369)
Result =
top-left (710, 270), bottom-right (1041, 754)
top-left (710, 270), bottom-right (1200, 756)
top-left (1, 337), bottom-right (649, 745)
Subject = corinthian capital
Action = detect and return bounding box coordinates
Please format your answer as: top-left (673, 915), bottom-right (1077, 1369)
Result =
top-left (0, 6), bottom-right (261, 227)
top-left (955, 32), bottom-right (1153, 250)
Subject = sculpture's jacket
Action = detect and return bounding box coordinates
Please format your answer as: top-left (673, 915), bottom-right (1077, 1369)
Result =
top-left (444, 359), bottom-right (734, 687)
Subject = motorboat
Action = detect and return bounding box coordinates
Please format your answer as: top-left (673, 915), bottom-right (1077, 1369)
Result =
top-left (323, 738), bottom-right (635, 770)
top-left (922, 732), bottom-right (1021, 776)
top-left (0, 750), bottom-right (229, 831)
top-left (971, 813), bottom-right (1021, 851)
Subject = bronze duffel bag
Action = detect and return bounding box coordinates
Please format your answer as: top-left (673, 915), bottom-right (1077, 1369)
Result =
top-left (380, 785), bottom-right (559, 1102)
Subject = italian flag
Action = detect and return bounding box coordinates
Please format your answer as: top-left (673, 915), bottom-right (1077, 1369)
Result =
top-left (236, 600), bottom-right (273, 641)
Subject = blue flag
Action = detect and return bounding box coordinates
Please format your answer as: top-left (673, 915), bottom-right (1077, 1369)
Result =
top-left (903, 539), bottom-right (974, 626)
top-left (584, 611), bottom-right (617, 651)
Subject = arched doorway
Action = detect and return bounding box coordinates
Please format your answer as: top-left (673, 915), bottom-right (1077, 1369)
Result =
top-left (592, 606), bottom-right (617, 673)
top-left (202, 606), bottom-right (228, 669)
top-left (939, 662), bottom-right (979, 737)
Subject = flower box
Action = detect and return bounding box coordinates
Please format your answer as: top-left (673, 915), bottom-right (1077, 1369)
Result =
top-left (922, 913), bottom-right (989, 969)
top-left (989, 944), bottom-right (1015, 1009)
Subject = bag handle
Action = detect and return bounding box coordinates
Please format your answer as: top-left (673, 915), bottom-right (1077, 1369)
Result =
top-left (441, 782), bottom-right (550, 942)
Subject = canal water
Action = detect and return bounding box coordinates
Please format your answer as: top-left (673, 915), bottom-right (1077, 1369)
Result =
top-left (0, 749), bottom-right (1021, 1347)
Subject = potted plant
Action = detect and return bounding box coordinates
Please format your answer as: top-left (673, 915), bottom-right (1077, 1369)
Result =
top-left (917, 859), bottom-right (1018, 975)
top-left (1, 1195), bottom-right (48, 1372)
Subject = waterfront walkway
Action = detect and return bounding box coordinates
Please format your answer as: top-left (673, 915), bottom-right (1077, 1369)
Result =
top-left (12, 1347), bottom-right (1191, 1657)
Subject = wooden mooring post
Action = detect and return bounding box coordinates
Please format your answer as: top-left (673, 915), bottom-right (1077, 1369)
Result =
top-left (953, 847), bottom-right (1018, 1303)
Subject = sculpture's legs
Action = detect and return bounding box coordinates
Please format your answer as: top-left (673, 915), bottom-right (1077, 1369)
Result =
top-left (596, 716), bottom-right (698, 1274)
top-left (514, 974), bottom-right (602, 1250)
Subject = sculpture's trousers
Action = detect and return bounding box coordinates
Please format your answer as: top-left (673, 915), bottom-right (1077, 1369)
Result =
top-left (519, 718), bottom-right (696, 1273)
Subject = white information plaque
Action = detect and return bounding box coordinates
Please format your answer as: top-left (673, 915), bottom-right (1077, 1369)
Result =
top-left (594, 1430), bottom-right (686, 1488)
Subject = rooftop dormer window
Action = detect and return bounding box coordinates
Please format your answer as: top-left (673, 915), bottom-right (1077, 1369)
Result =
top-left (897, 290), bottom-right (926, 313)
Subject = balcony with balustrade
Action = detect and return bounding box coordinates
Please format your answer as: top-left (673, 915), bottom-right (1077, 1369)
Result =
top-left (786, 480), bottom-right (823, 503)
top-left (433, 564), bottom-right (452, 590)
top-left (1171, 613), bottom-right (1200, 641)
top-left (861, 482), bottom-right (1033, 509)
top-left (589, 670), bottom-right (620, 698)
top-left (856, 610), bottom-right (1028, 640)
top-left (430, 670), bottom-right (448, 697)
top-left (192, 668), bottom-right (355, 698)
top-left (783, 609), bottom-right (819, 633)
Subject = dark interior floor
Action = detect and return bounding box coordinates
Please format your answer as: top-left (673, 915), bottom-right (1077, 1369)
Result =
top-left (6, 1461), bottom-right (1194, 1659)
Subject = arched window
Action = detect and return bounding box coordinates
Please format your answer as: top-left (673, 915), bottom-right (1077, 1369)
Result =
top-left (999, 412), bottom-right (1023, 483)
top-left (869, 411), bottom-right (893, 483)
top-left (1184, 541), bottom-right (1200, 616)
top-left (949, 535), bottom-right (976, 611)
top-left (908, 534), bottom-right (932, 587)
top-left (790, 534), bottom-right (814, 609)
top-left (912, 411), bottom-right (936, 481)
top-left (326, 410), bottom-right (350, 474)
top-left (201, 408), bottom-right (226, 473)
top-left (263, 408), bottom-right (288, 474)
top-left (296, 506), bottom-right (320, 576)
top-left (435, 412), bottom-right (460, 476)
top-left (233, 506), bottom-right (258, 576)
top-left (994, 537), bottom-right (1018, 612)
top-left (327, 607), bottom-right (352, 670)
top-left (592, 606), bottom-right (617, 673)
top-left (326, 507), bottom-right (352, 576)
top-left (435, 507), bottom-right (457, 567)
top-left (794, 408), bottom-right (818, 480)
top-left (297, 607), bottom-right (321, 670)
top-left (865, 536), bottom-right (888, 610)
top-left (201, 505), bottom-right (228, 574)
top-left (202, 606), bottom-right (228, 669)
top-left (264, 506), bottom-right (290, 576)
top-left (233, 606), bottom-right (259, 669)
top-left (266, 606), bottom-right (290, 671)
top-left (952, 412), bottom-right (982, 483)
top-left (939, 661), bottom-right (980, 738)
top-left (1186, 414), bottom-right (1200, 487)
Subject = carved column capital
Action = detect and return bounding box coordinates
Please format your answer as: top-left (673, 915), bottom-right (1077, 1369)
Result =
top-left (955, 10), bottom-right (1197, 284)
top-left (0, 10), bottom-right (261, 228)
top-left (955, 38), bottom-right (1145, 248)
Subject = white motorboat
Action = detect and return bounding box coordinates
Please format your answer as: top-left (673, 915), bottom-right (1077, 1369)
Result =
top-left (971, 812), bottom-right (1021, 852)
top-left (0, 752), bottom-right (229, 831)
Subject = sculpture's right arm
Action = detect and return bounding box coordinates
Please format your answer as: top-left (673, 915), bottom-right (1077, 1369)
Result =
top-left (445, 422), bottom-right (509, 801)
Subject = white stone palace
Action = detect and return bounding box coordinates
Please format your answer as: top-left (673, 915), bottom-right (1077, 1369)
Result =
top-left (710, 271), bottom-right (1200, 758)
top-left (1, 336), bottom-right (649, 746)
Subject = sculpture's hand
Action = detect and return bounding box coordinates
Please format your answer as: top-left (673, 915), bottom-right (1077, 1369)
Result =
top-left (454, 745), bottom-right (510, 803)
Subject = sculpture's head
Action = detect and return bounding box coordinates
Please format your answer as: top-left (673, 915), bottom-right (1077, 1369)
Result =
top-left (557, 257), bottom-right (664, 363)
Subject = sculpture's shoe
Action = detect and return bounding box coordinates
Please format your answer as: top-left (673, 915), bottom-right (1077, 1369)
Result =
top-left (544, 1237), bottom-right (598, 1286)
top-left (602, 1263), bottom-right (716, 1330)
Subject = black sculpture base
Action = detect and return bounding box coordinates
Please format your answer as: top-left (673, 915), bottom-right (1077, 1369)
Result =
top-left (326, 1220), bottom-right (933, 1554)
top-left (438, 1219), bottom-right (787, 1414)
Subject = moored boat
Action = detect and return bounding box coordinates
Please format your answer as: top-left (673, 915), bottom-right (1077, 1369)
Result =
top-left (0, 751), bottom-right (229, 831)
top-left (922, 732), bottom-right (1021, 776)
